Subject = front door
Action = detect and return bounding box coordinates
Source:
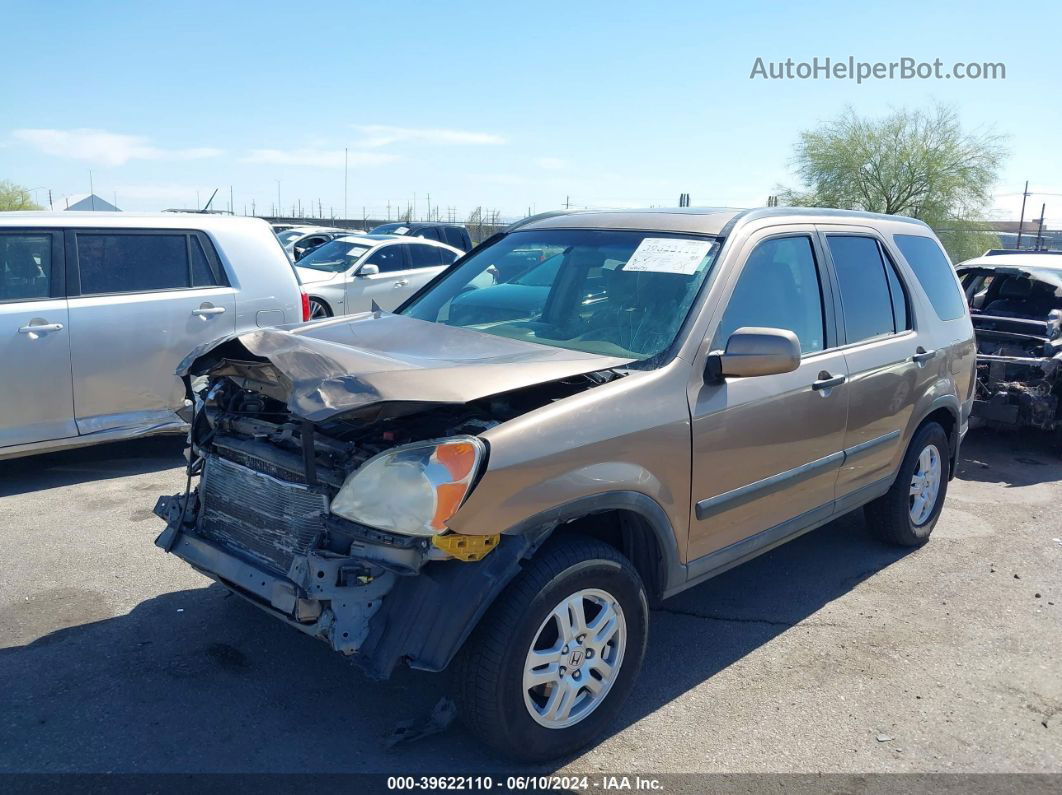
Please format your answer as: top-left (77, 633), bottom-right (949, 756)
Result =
top-left (687, 229), bottom-right (849, 561)
top-left (66, 229), bottom-right (236, 436)
top-left (0, 230), bottom-right (76, 448)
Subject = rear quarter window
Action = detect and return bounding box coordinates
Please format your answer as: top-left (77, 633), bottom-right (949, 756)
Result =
top-left (893, 234), bottom-right (967, 321)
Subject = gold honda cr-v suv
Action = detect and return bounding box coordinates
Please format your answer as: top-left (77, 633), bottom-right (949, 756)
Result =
top-left (155, 207), bottom-right (976, 760)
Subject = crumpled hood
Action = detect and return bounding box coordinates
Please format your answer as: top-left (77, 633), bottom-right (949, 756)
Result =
top-left (178, 312), bottom-right (634, 423)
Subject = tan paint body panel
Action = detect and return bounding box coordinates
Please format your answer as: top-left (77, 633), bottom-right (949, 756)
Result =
top-left (452, 210), bottom-right (975, 577)
top-left (449, 364), bottom-right (694, 562)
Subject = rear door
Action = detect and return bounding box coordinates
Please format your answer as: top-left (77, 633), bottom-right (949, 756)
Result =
top-left (402, 243), bottom-right (455, 296)
top-left (66, 229), bottom-right (237, 436)
top-left (817, 227), bottom-right (925, 497)
top-left (0, 229), bottom-right (76, 448)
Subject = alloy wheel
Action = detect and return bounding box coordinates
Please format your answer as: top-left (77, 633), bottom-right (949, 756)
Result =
top-left (909, 444), bottom-right (942, 526)
top-left (522, 588), bottom-right (626, 729)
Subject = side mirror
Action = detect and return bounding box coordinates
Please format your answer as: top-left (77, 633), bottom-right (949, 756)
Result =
top-left (705, 327), bottom-right (801, 382)
top-left (357, 263), bottom-right (380, 277)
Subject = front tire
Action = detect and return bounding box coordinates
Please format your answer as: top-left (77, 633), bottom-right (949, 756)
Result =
top-left (454, 535), bottom-right (648, 762)
top-left (865, 422), bottom-right (950, 546)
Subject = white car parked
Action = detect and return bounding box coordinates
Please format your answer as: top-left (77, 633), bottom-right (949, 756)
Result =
top-left (275, 226), bottom-right (363, 261)
top-left (295, 234), bottom-right (462, 319)
top-left (0, 212), bottom-right (305, 459)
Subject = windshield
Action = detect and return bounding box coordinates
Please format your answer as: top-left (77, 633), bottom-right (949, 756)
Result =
top-left (400, 229), bottom-right (720, 360)
top-left (296, 239), bottom-right (371, 272)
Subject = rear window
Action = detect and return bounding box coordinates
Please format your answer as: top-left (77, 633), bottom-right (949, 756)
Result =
top-left (75, 232), bottom-right (224, 294)
top-left (894, 234), bottom-right (966, 321)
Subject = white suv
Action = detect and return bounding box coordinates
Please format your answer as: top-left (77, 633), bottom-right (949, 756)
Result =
top-left (0, 212), bottom-right (305, 459)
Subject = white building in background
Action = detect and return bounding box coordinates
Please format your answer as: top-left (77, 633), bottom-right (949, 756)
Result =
top-left (53, 193), bottom-right (121, 212)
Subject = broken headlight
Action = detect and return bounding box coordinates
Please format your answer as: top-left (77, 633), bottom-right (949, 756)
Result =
top-left (329, 437), bottom-right (486, 536)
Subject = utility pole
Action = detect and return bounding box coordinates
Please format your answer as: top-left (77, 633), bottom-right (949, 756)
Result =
top-left (48, 189), bottom-right (53, 210)
top-left (230, 185), bottom-right (234, 214)
top-left (1036, 203), bottom-right (1046, 250)
top-left (564, 195), bottom-right (571, 209)
top-left (1016, 180), bottom-right (1030, 250)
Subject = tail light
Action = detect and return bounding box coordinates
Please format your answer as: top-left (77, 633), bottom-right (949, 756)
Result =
top-left (300, 291), bottom-right (311, 322)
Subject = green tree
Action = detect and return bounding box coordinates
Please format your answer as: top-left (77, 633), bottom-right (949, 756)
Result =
top-left (0, 180), bottom-right (42, 211)
top-left (778, 104), bottom-right (1007, 262)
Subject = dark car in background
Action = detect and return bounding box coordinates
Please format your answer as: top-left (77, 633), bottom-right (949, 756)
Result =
top-left (370, 222), bottom-right (472, 252)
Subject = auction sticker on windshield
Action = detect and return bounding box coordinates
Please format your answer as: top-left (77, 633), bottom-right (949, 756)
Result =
top-left (622, 237), bottom-right (715, 274)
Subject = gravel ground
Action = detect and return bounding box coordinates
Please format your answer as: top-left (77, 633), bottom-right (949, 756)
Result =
top-left (0, 430), bottom-right (1059, 775)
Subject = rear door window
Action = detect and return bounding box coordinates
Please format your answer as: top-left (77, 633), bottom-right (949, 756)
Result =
top-left (409, 244), bottom-right (445, 269)
top-left (364, 245), bottom-right (410, 273)
top-left (893, 234), bottom-right (966, 321)
top-left (443, 227), bottom-right (469, 249)
top-left (76, 232), bottom-right (190, 294)
top-left (826, 235), bottom-right (900, 344)
top-left (190, 235), bottom-right (225, 286)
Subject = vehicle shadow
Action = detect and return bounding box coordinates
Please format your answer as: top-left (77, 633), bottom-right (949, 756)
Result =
top-left (0, 509), bottom-right (910, 773)
top-left (0, 435), bottom-right (186, 498)
top-left (954, 427), bottom-right (1062, 487)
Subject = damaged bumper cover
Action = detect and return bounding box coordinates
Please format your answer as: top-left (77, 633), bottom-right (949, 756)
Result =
top-left (153, 489), bottom-right (531, 680)
top-left (972, 353), bottom-right (1061, 430)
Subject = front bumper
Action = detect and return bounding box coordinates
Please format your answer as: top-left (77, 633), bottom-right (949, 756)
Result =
top-left (154, 486), bottom-right (532, 680)
top-left (971, 354), bottom-right (1060, 431)
top-left (155, 493), bottom-right (395, 654)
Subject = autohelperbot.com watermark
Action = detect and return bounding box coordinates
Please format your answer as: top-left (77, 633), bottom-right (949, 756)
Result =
top-left (750, 56), bottom-right (1006, 83)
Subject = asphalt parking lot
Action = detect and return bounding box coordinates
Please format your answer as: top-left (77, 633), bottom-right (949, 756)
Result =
top-left (0, 430), bottom-right (1059, 775)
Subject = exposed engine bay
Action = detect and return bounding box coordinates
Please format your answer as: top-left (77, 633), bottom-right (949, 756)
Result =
top-left (959, 262), bottom-right (1062, 435)
top-left (154, 315), bottom-right (626, 677)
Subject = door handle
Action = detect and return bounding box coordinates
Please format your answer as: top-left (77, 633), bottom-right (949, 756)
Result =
top-left (812, 372), bottom-right (846, 391)
top-left (192, 306), bottom-right (226, 316)
top-left (18, 322), bottom-right (64, 334)
top-left (393, 280), bottom-right (408, 287)
top-left (911, 347), bottom-right (936, 364)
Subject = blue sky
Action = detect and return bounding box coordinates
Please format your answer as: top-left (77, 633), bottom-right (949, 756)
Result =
top-left (2, 0), bottom-right (1060, 222)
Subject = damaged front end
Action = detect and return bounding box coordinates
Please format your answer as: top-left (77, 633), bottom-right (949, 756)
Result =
top-left (154, 315), bottom-right (627, 678)
top-left (969, 299), bottom-right (1062, 433)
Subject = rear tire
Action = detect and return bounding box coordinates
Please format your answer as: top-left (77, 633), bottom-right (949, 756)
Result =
top-left (865, 422), bottom-right (950, 546)
top-left (453, 535), bottom-right (648, 762)
top-left (308, 297), bottom-right (332, 320)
